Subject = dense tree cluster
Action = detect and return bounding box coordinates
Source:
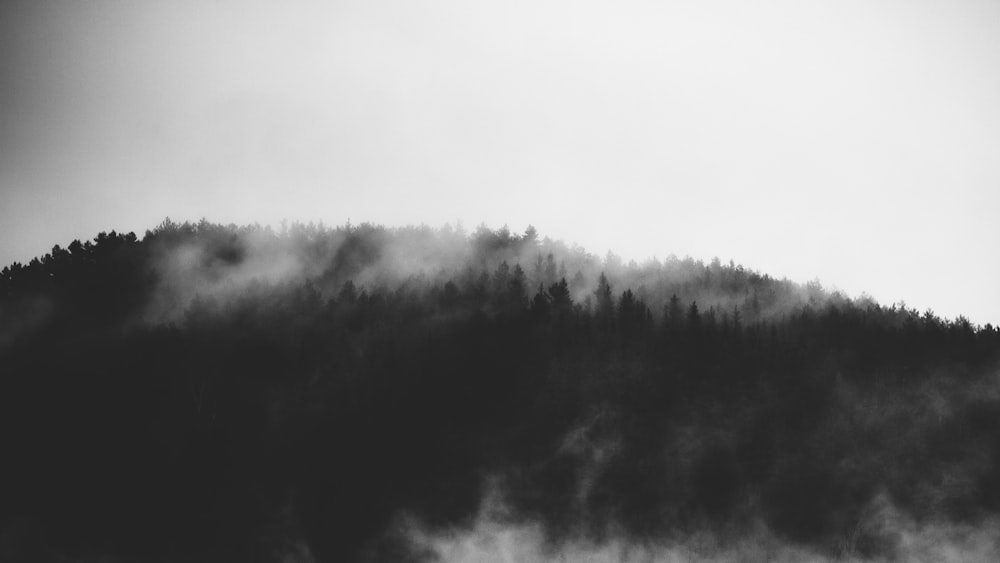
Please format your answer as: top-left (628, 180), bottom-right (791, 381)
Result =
top-left (1, 220), bottom-right (998, 562)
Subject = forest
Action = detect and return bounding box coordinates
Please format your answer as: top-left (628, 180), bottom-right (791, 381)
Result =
top-left (1, 219), bottom-right (999, 562)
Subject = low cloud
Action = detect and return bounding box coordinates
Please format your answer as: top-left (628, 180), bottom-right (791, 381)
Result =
top-left (407, 489), bottom-right (1000, 563)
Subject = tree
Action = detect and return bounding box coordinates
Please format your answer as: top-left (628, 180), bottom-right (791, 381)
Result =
top-left (523, 225), bottom-right (538, 246)
top-left (687, 301), bottom-right (701, 328)
top-left (508, 264), bottom-right (528, 310)
top-left (595, 273), bottom-right (614, 320)
top-left (338, 280), bottom-right (358, 304)
top-left (493, 261), bottom-right (511, 295)
top-left (548, 278), bottom-right (572, 314)
top-left (544, 253), bottom-right (558, 286)
top-left (531, 284), bottom-right (550, 316)
top-left (533, 254), bottom-right (545, 288)
top-left (440, 280), bottom-right (460, 309)
top-left (570, 270), bottom-right (586, 295)
top-left (664, 294), bottom-right (683, 328)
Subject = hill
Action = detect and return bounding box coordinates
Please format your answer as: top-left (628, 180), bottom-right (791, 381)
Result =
top-left (1, 220), bottom-right (999, 562)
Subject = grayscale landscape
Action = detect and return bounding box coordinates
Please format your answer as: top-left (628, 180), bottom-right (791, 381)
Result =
top-left (1, 1), bottom-right (998, 561)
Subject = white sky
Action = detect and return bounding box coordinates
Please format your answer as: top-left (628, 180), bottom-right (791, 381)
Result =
top-left (1, 0), bottom-right (999, 324)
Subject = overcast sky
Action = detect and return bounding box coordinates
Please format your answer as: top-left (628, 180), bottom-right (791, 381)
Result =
top-left (1, 0), bottom-right (998, 324)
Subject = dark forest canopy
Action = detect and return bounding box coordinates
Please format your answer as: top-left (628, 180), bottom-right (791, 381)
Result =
top-left (1, 219), bottom-right (999, 562)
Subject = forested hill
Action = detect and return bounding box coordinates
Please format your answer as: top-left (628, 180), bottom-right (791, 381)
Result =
top-left (1, 220), bottom-right (999, 563)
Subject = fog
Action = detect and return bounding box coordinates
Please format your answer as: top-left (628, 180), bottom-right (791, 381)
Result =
top-left (411, 495), bottom-right (1000, 563)
top-left (139, 220), bottom-right (854, 327)
top-left (3, 0), bottom-right (1000, 555)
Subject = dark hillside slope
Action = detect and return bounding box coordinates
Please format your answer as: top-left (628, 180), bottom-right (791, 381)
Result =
top-left (1, 220), bottom-right (998, 562)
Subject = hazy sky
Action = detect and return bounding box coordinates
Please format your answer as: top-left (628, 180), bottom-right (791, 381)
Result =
top-left (2, 0), bottom-right (998, 324)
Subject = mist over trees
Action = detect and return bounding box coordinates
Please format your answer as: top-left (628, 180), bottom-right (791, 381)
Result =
top-left (1, 220), bottom-right (999, 562)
